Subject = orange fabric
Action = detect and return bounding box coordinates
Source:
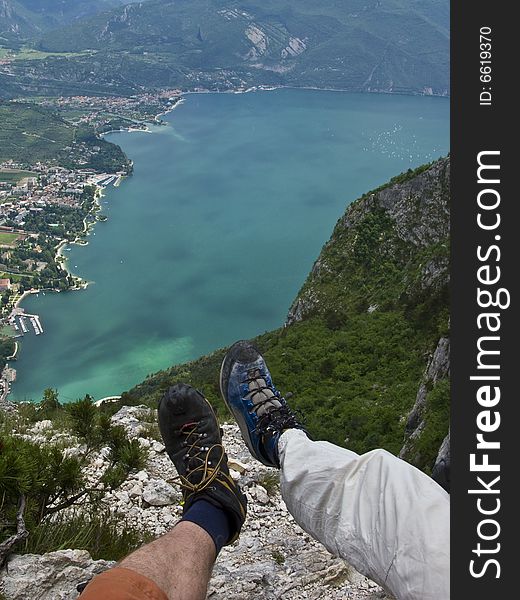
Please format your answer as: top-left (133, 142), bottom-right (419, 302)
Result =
top-left (81, 567), bottom-right (168, 600)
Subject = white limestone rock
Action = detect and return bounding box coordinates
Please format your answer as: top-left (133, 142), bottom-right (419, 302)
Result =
top-left (31, 420), bottom-right (53, 432)
top-left (152, 441), bottom-right (165, 453)
top-left (0, 550), bottom-right (114, 600)
top-left (1, 410), bottom-right (390, 600)
top-left (142, 478), bottom-right (178, 506)
top-left (135, 470), bottom-right (149, 482)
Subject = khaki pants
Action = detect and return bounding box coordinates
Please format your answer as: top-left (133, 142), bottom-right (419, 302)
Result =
top-left (81, 567), bottom-right (167, 600)
top-left (279, 429), bottom-right (450, 600)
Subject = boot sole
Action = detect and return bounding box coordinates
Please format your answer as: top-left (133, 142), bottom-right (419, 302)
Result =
top-left (219, 352), bottom-right (263, 464)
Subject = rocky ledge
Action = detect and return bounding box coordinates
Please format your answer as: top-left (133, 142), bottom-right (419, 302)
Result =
top-left (0, 405), bottom-right (391, 600)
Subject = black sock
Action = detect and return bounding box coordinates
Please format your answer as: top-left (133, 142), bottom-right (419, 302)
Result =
top-left (181, 499), bottom-right (232, 555)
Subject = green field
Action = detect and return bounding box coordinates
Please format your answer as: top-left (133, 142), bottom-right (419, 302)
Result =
top-left (12, 47), bottom-right (94, 61)
top-left (0, 233), bottom-right (19, 246)
top-left (0, 169), bottom-right (37, 183)
top-left (0, 269), bottom-right (33, 281)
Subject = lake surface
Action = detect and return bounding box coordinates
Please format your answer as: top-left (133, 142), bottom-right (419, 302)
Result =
top-left (11, 89), bottom-right (449, 402)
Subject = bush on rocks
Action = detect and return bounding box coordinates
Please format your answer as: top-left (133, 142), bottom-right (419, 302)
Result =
top-left (0, 391), bottom-right (150, 565)
top-left (22, 510), bottom-right (150, 561)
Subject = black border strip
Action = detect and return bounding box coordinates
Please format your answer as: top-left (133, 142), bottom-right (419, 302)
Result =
top-left (451, 2), bottom-right (516, 596)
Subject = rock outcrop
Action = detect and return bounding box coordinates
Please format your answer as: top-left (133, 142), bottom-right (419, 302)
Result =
top-left (0, 409), bottom-right (391, 600)
top-left (431, 430), bottom-right (450, 492)
top-left (287, 158), bottom-right (450, 325)
top-left (399, 336), bottom-right (450, 472)
top-left (1, 550), bottom-right (114, 600)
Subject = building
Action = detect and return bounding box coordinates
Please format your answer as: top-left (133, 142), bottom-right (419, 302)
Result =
top-left (0, 279), bottom-right (11, 292)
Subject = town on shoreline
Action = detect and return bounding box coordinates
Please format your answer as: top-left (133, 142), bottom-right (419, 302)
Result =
top-left (0, 82), bottom-right (320, 402)
top-left (0, 89), bottom-right (183, 401)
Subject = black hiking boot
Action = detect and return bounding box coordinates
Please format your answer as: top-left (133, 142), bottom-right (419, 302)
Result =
top-left (158, 383), bottom-right (247, 544)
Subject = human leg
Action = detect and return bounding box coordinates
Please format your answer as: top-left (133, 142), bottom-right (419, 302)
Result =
top-left (220, 340), bottom-right (450, 600)
top-left (81, 521), bottom-right (214, 600)
top-left (278, 428), bottom-right (449, 600)
top-left (81, 384), bottom-right (247, 600)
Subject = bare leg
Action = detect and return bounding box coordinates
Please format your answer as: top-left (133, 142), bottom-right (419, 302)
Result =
top-left (120, 521), bottom-right (216, 600)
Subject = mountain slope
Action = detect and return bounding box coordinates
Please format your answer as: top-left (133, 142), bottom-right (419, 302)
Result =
top-left (2, 0), bottom-right (449, 97)
top-left (0, 101), bottom-right (129, 171)
top-left (125, 157), bottom-right (450, 473)
top-left (0, 0), bottom-right (130, 40)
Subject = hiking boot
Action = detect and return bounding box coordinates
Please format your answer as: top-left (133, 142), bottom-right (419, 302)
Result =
top-left (219, 341), bottom-right (306, 468)
top-left (158, 383), bottom-right (247, 544)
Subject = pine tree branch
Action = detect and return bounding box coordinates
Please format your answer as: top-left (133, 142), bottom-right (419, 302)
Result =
top-left (43, 489), bottom-right (88, 517)
top-left (0, 494), bottom-right (29, 567)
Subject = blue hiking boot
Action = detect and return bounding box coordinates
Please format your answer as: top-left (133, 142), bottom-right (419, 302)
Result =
top-left (219, 341), bottom-right (305, 468)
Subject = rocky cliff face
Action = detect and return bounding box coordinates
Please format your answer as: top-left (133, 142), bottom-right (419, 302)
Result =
top-left (0, 406), bottom-right (390, 600)
top-left (288, 158), bottom-right (450, 325)
top-left (0, 0), bottom-right (128, 37)
top-left (0, 1), bottom-right (28, 36)
top-left (399, 336), bottom-right (450, 473)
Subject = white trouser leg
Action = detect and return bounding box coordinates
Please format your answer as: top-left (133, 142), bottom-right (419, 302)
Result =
top-left (278, 429), bottom-right (450, 600)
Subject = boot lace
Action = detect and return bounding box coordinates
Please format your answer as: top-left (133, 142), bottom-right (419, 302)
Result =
top-left (244, 368), bottom-right (282, 417)
top-left (244, 369), bottom-right (304, 435)
top-left (173, 421), bottom-right (226, 495)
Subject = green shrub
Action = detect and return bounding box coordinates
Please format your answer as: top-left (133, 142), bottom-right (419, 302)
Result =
top-left (40, 388), bottom-right (61, 419)
top-left (106, 425), bottom-right (128, 458)
top-left (104, 426), bottom-right (147, 478)
top-left (101, 465), bottom-right (128, 490)
top-left (325, 309), bottom-right (347, 330)
top-left (271, 549), bottom-right (285, 565)
top-left (118, 439), bottom-right (146, 472)
top-left (15, 402), bottom-right (39, 424)
top-left (257, 472), bottom-right (280, 496)
top-left (88, 411), bottom-right (115, 448)
top-left (66, 395), bottom-right (96, 443)
top-left (21, 510), bottom-right (151, 561)
top-left (0, 434), bottom-right (84, 535)
top-left (0, 419), bottom-right (146, 561)
top-left (139, 422), bottom-right (161, 441)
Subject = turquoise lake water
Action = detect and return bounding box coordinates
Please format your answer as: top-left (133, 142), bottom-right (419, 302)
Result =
top-left (11, 89), bottom-right (449, 402)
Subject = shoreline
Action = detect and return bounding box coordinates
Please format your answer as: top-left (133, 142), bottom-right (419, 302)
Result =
top-left (100, 97), bottom-right (185, 137)
top-left (53, 184), bottom-right (107, 290)
top-left (12, 98), bottom-right (184, 316)
top-left (13, 288), bottom-right (40, 310)
top-left (13, 178), bottom-right (114, 315)
top-left (181, 84), bottom-right (450, 100)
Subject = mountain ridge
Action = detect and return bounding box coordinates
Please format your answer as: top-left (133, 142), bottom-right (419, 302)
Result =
top-left (1, 0), bottom-right (449, 98)
top-left (0, 0), bottom-right (130, 39)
